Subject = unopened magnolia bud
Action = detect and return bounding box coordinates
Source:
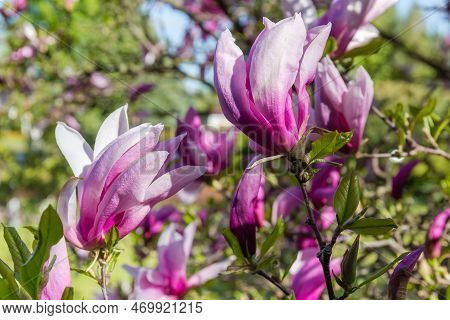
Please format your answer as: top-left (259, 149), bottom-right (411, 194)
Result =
top-left (340, 235), bottom-right (359, 287)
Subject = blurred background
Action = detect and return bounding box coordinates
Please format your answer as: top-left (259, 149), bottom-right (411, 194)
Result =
top-left (0, 0), bottom-right (449, 299)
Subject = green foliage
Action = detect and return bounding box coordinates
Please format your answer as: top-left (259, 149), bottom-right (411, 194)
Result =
top-left (346, 218), bottom-right (397, 235)
top-left (222, 228), bottom-right (245, 263)
top-left (259, 218), bottom-right (284, 261)
top-left (340, 236), bottom-right (360, 288)
top-left (334, 170), bottom-right (361, 225)
top-left (309, 131), bottom-right (353, 161)
top-left (0, 206), bottom-right (63, 300)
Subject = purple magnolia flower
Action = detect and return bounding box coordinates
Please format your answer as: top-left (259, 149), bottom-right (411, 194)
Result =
top-left (128, 83), bottom-right (154, 102)
top-left (309, 159), bottom-right (341, 208)
top-left (41, 239), bottom-right (71, 300)
top-left (140, 205), bottom-right (182, 240)
top-left (291, 247), bottom-right (341, 300)
top-left (388, 247), bottom-right (423, 300)
top-left (230, 158), bottom-right (265, 257)
top-left (126, 222), bottom-right (233, 299)
top-left (176, 106), bottom-right (236, 176)
top-left (214, 14), bottom-right (331, 155)
top-left (391, 159), bottom-right (419, 199)
top-left (314, 57), bottom-right (374, 153)
top-left (425, 209), bottom-right (450, 259)
top-left (56, 105), bottom-right (206, 250)
top-left (316, 0), bottom-right (398, 57)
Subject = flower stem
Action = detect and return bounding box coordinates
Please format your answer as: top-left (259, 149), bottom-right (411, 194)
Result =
top-left (98, 249), bottom-right (109, 300)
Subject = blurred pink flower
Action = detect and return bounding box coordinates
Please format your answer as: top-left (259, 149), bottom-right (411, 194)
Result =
top-left (425, 209), bottom-right (450, 259)
top-left (291, 247), bottom-right (341, 299)
top-left (391, 159), bottom-right (419, 199)
top-left (126, 222), bottom-right (233, 299)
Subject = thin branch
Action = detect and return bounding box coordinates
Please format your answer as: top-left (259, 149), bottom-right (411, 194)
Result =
top-left (255, 270), bottom-right (291, 297)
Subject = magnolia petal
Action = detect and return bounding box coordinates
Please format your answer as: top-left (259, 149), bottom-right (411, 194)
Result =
top-left (144, 165), bottom-right (206, 205)
top-left (271, 186), bottom-right (303, 224)
top-left (187, 257), bottom-right (235, 288)
top-left (55, 122), bottom-right (93, 177)
top-left (93, 104), bottom-right (130, 159)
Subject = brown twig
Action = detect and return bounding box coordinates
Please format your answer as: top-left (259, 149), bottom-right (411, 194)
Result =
top-left (255, 270), bottom-right (291, 297)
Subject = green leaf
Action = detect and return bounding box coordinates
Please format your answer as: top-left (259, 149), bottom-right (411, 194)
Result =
top-left (2, 225), bottom-right (31, 270)
top-left (309, 131), bottom-right (353, 161)
top-left (412, 97), bottom-right (436, 128)
top-left (17, 205), bottom-right (63, 299)
top-left (341, 236), bottom-right (360, 287)
top-left (0, 259), bottom-right (31, 300)
top-left (323, 36), bottom-right (337, 57)
top-left (432, 116), bottom-right (449, 141)
top-left (104, 226), bottom-right (120, 252)
top-left (339, 37), bottom-right (385, 59)
top-left (259, 218), bottom-right (284, 260)
top-left (346, 217), bottom-right (397, 235)
top-left (281, 254), bottom-right (299, 281)
top-left (71, 268), bottom-right (97, 281)
top-left (355, 252), bottom-right (408, 290)
top-left (222, 228), bottom-right (246, 263)
top-left (334, 170), bottom-right (360, 224)
top-left (61, 287), bottom-right (74, 300)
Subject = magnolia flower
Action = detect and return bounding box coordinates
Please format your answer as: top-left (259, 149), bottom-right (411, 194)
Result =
top-left (140, 205), bottom-right (182, 240)
top-left (56, 105), bottom-right (206, 250)
top-left (316, 0), bottom-right (398, 57)
top-left (425, 209), bottom-right (450, 259)
top-left (230, 158), bottom-right (265, 257)
top-left (291, 247), bottom-right (341, 300)
top-left (176, 106), bottom-right (236, 176)
top-left (388, 247), bottom-right (423, 300)
top-left (214, 14), bottom-right (331, 155)
top-left (126, 222), bottom-right (233, 299)
top-left (41, 239), bottom-right (71, 300)
top-left (314, 57), bottom-right (374, 153)
top-left (391, 159), bottom-right (419, 199)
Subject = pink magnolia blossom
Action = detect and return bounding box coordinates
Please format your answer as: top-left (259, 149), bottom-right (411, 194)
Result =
top-left (126, 222), bottom-right (233, 299)
top-left (425, 209), bottom-right (450, 259)
top-left (316, 0), bottom-right (398, 57)
top-left (140, 205), bottom-right (182, 240)
top-left (41, 239), bottom-right (71, 300)
top-left (314, 57), bottom-right (374, 153)
top-left (214, 14), bottom-right (331, 155)
top-left (176, 106), bottom-right (236, 176)
top-left (55, 105), bottom-right (206, 250)
top-left (291, 247), bottom-right (341, 300)
top-left (230, 158), bottom-right (265, 257)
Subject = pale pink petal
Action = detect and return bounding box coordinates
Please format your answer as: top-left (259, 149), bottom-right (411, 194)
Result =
top-left (55, 122), bottom-right (93, 177)
top-left (187, 257), bottom-right (235, 288)
top-left (93, 104), bottom-right (130, 159)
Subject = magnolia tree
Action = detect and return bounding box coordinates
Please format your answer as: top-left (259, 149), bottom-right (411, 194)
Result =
top-left (0, 0), bottom-right (449, 300)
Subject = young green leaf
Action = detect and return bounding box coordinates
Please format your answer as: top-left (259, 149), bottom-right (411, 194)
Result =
top-left (323, 36), bottom-right (337, 57)
top-left (412, 97), bottom-right (436, 128)
top-left (259, 218), bottom-right (284, 260)
top-left (346, 217), bottom-right (397, 235)
top-left (309, 131), bottom-right (352, 161)
top-left (104, 226), bottom-right (120, 252)
top-left (355, 252), bottom-right (408, 290)
top-left (222, 228), bottom-right (246, 263)
top-left (61, 287), bottom-right (74, 300)
top-left (2, 226), bottom-right (31, 270)
top-left (334, 170), bottom-right (360, 224)
top-left (341, 235), bottom-right (360, 287)
top-left (17, 205), bottom-right (63, 299)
